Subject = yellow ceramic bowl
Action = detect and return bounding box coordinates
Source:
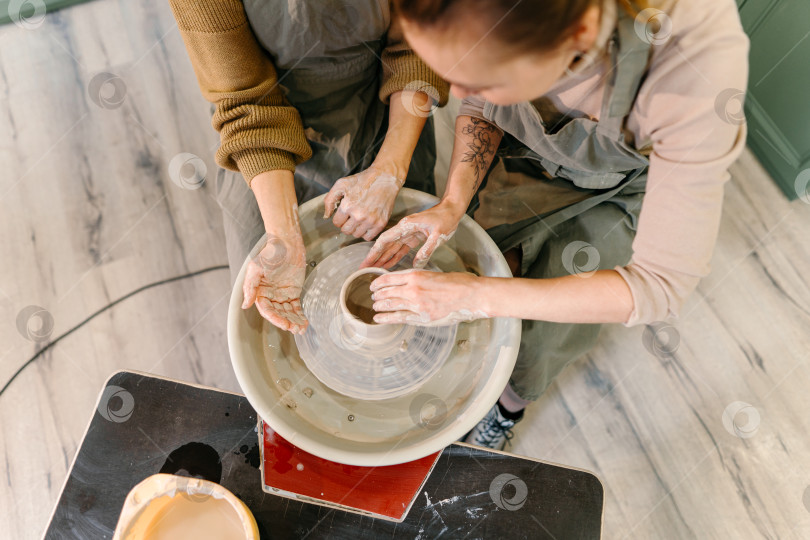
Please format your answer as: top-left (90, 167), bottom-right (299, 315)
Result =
top-left (113, 474), bottom-right (259, 540)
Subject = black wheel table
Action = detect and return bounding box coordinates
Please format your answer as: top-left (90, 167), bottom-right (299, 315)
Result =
top-left (44, 370), bottom-right (604, 539)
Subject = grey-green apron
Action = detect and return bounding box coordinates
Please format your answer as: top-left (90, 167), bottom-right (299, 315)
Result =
top-left (215, 0), bottom-right (436, 283)
top-left (480, 7), bottom-right (653, 401)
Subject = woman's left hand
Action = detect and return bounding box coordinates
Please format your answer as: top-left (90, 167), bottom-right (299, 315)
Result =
top-left (369, 270), bottom-right (490, 325)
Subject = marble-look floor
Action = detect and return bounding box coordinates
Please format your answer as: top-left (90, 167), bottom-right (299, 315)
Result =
top-left (1, 1), bottom-right (809, 539)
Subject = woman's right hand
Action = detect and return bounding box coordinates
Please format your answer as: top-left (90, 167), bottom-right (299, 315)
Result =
top-left (241, 232), bottom-right (308, 334)
top-left (323, 167), bottom-right (405, 241)
top-left (360, 201), bottom-right (465, 270)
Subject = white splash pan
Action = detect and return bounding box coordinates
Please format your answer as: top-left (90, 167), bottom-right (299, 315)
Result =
top-left (228, 188), bottom-right (520, 466)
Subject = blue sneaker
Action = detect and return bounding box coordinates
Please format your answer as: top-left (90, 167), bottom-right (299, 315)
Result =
top-left (464, 402), bottom-right (523, 450)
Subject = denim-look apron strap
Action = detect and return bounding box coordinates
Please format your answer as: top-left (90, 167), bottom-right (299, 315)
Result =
top-left (596, 6), bottom-right (654, 139)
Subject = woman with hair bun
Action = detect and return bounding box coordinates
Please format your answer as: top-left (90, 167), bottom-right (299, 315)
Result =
top-left (366, 0), bottom-right (749, 449)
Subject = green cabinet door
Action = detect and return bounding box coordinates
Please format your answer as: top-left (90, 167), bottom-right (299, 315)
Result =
top-left (738, 0), bottom-right (810, 200)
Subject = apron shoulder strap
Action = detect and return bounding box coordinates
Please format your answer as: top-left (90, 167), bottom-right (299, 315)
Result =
top-left (597, 6), bottom-right (654, 136)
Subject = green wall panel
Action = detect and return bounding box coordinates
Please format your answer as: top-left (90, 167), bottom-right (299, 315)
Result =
top-left (740, 0), bottom-right (810, 200)
top-left (0, 0), bottom-right (93, 26)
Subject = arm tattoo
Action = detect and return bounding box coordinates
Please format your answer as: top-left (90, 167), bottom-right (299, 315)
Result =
top-left (460, 117), bottom-right (498, 191)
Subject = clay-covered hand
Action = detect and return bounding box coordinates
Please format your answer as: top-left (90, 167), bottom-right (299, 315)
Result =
top-left (369, 269), bottom-right (489, 326)
top-left (323, 167), bottom-right (405, 241)
top-left (360, 201), bottom-right (463, 270)
top-left (241, 234), bottom-right (309, 334)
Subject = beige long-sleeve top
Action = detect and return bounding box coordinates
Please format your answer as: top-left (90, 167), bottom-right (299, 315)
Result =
top-left (169, 0), bottom-right (449, 186)
top-left (459, 0), bottom-right (749, 326)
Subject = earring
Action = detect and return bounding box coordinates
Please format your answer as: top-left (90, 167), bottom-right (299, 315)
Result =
top-left (564, 50), bottom-right (586, 77)
top-left (565, 48), bottom-right (602, 77)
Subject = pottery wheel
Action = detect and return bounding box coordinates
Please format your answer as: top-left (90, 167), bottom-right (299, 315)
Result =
top-left (294, 243), bottom-right (458, 401)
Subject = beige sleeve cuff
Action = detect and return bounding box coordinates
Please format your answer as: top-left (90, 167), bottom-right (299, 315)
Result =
top-left (614, 261), bottom-right (702, 327)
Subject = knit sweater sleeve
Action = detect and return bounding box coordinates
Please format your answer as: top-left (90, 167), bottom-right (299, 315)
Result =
top-left (378, 9), bottom-right (450, 106)
top-left (169, 0), bottom-right (312, 186)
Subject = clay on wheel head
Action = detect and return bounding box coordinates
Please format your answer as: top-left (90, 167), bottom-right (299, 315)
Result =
top-left (341, 268), bottom-right (386, 325)
top-left (295, 243), bottom-right (458, 401)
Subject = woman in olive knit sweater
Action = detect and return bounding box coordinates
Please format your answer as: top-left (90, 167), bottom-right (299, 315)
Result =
top-left (168, 0), bottom-right (448, 334)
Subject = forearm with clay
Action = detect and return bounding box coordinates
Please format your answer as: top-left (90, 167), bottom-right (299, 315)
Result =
top-left (361, 114), bottom-right (502, 269)
top-left (250, 170), bottom-right (300, 234)
top-left (241, 169), bottom-right (308, 334)
top-left (376, 90), bottom-right (431, 180)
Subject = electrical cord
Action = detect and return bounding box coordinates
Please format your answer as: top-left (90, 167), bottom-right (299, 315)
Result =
top-left (0, 264), bottom-right (230, 399)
